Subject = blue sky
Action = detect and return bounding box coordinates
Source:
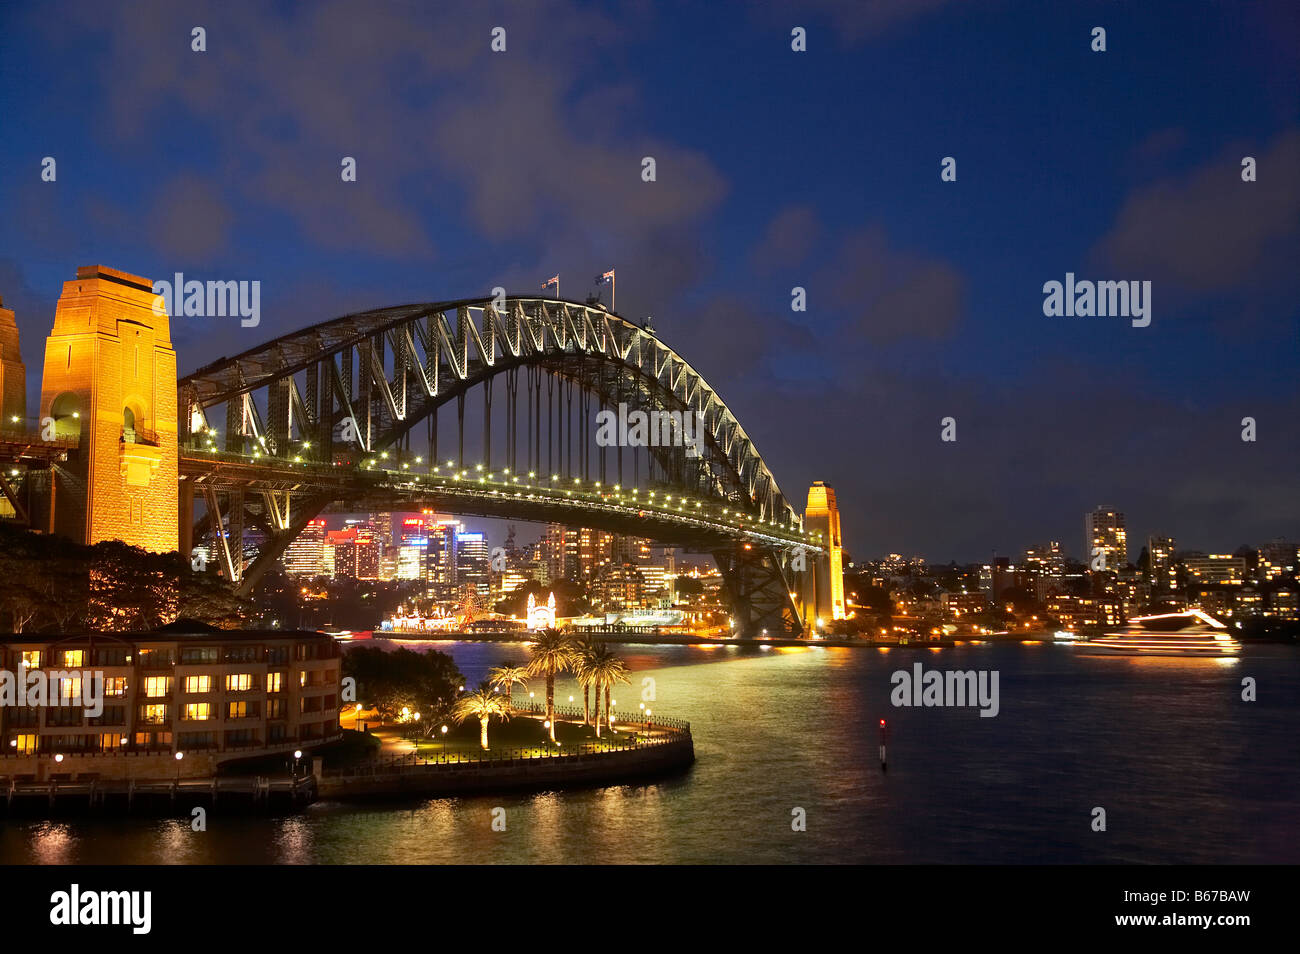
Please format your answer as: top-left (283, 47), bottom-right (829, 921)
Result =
top-left (0, 0), bottom-right (1296, 561)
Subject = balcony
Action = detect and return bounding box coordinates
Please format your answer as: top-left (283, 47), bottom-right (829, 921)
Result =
top-left (120, 427), bottom-right (164, 487)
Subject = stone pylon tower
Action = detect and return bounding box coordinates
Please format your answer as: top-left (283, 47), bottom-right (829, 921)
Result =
top-left (39, 266), bottom-right (178, 552)
top-left (803, 481), bottom-right (845, 625)
top-left (0, 294), bottom-right (26, 428)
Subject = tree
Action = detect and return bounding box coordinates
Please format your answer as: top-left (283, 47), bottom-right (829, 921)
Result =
top-left (586, 644), bottom-right (630, 738)
top-left (342, 646), bottom-right (463, 722)
top-left (453, 687), bottom-right (512, 750)
top-left (488, 664), bottom-right (529, 709)
top-left (525, 628), bottom-right (577, 742)
top-left (0, 524), bottom-right (251, 633)
top-left (571, 638), bottom-right (598, 725)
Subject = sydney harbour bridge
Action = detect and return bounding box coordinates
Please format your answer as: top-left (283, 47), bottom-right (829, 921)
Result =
top-left (0, 266), bottom-right (842, 637)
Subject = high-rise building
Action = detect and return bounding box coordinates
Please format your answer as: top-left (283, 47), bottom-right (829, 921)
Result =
top-left (328, 528), bottom-right (358, 578)
top-left (1147, 535), bottom-right (1177, 590)
top-left (1085, 506), bottom-right (1128, 572)
top-left (394, 516), bottom-right (429, 581)
top-left (424, 516), bottom-right (461, 592)
top-left (1023, 541), bottom-right (1065, 584)
top-left (342, 519), bottom-right (380, 579)
top-left (457, 531), bottom-right (490, 596)
top-left (542, 524), bottom-right (613, 582)
top-left (593, 563), bottom-right (647, 612)
top-left (283, 519), bottom-right (330, 577)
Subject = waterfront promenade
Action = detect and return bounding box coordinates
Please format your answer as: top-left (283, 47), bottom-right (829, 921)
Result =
top-left (318, 705), bottom-right (694, 799)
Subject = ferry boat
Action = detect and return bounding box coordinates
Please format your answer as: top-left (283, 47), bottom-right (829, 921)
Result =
top-left (1079, 610), bottom-right (1241, 657)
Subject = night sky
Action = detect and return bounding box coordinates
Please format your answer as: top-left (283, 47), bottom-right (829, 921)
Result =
top-left (1, 0), bottom-right (1296, 562)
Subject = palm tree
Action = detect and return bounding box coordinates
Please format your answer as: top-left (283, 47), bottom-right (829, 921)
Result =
top-left (572, 638), bottom-right (598, 725)
top-left (587, 645), bottom-right (630, 738)
top-left (452, 688), bottom-right (512, 750)
top-left (525, 628), bottom-right (577, 742)
top-left (488, 664), bottom-right (529, 709)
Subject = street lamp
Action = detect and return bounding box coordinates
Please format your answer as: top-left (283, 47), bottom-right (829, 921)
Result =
top-left (440, 724), bottom-right (448, 761)
top-left (293, 749), bottom-right (302, 776)
top-left (175, 750), bottom-right (184, 781)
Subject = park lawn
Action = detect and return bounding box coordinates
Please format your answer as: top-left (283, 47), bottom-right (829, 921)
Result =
top-left (409, 712), bottom-right (637, 759)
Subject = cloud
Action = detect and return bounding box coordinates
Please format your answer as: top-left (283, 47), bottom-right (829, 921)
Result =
top-left (39, 0), bottom-right (725, 271)
top-left (753, 0), bottom-right (958, 44)
top-left (751, 205), bottom-right (821, 270)
top-left (147, 175), bottom-right (233, 262)
top-left (1093, 129), bottom-right (1300, 293)
top-left (821, 227), bottom-right (965, 343)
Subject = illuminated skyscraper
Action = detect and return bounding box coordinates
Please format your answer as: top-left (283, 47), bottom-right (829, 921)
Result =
top-left (283, 518), bottom-right (330, 577)
top-left (457, 531), bottom-right (490, 596)
top-left (1085, 506), bottom-right (1128, 572)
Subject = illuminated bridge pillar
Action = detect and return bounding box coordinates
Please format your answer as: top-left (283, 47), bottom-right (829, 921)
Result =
top-left (0, 295), bottom-right (25, 426)
top-left (39, 266), bottom-right (178, 552)
top-left (802, 481), bottom-right (845, 628)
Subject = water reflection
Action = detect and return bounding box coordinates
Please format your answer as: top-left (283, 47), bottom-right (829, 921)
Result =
top-left (1, 643), bottom-right (1296, 864)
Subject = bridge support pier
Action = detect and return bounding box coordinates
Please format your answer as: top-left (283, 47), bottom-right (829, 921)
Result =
top-left (713, 543), bottom-right (804, 638)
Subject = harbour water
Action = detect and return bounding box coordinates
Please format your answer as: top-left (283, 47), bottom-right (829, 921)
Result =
top-left (2, 641), bottom-right (1296, 864)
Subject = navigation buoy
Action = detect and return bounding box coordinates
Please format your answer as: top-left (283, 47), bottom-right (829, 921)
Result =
top-left (879, 718), bottom-right (888, 771)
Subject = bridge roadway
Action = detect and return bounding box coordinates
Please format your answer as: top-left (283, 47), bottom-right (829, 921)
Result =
top-left (180, 444), bottom-right (825, 554)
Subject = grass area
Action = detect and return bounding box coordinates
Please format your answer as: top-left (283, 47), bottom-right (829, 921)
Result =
top-left (404, 711), bottom-right (639, 759)
top-left (316, 729), bottom-right (384, 768)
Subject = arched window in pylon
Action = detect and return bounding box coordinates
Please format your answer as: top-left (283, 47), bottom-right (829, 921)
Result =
top-left (49, 392), bottom-right (82, 441)
top-left (123, 406), bottom-right (137, 443)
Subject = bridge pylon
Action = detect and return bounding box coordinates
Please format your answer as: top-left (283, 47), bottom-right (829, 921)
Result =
top-left (801, 481), bottom-right (845, 628)
top-left (37, 266), bottom-right (178, 552)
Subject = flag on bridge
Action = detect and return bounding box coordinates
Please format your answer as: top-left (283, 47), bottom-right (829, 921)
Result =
top-left (542, 275), bottom-right (559, 296)
top-left (596, 268), bottom-right (616, 310)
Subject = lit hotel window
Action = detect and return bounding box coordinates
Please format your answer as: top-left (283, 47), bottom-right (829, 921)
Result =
top-left (225, 673), bottom-right (253, 692)
top-left (141, 704), bottom-right (168, 724)
top-left (103, 677), bottom-right (127, 696)
top-left (266, 672), bottom-right (283, 693)
top-left (62, 650), bottom-right (84, 667)
top-left (228, 701), bottom-right (248, 719)
top-left (20, 651), bottom-right (40, 669)
top-left (143, 676), bottom-right (172, 698)
top-left (183, 703), bottom-right (212, 721)
top-left (58, 676), bottom-right (82, 701)
top-left (14, 734), bottom-right (36, 755)
top-left (184, 675), bottom-right (213, 694)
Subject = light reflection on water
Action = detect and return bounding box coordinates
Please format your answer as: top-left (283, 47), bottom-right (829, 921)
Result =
top-left (1, 642), bottom-right (1296, 864)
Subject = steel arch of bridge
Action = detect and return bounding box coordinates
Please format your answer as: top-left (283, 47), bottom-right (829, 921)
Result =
top-left (179, 296), bottom-right (819, 635)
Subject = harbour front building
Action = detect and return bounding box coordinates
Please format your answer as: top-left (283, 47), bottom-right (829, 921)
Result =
top-left (0, 622), bottom-right (341, 781)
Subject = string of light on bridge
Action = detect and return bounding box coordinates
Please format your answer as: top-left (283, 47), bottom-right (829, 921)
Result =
top-left (187, 425), bottom-right (823, 545)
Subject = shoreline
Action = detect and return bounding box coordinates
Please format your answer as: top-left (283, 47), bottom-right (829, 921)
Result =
top-left (378, 630), bottom-right (1061, 649)
top-left (376, 630), bottom-right (1296, 650)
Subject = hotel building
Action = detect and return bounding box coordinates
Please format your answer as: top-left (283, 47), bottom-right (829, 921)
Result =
top-left (0, 622), bottom-right (341, 781)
